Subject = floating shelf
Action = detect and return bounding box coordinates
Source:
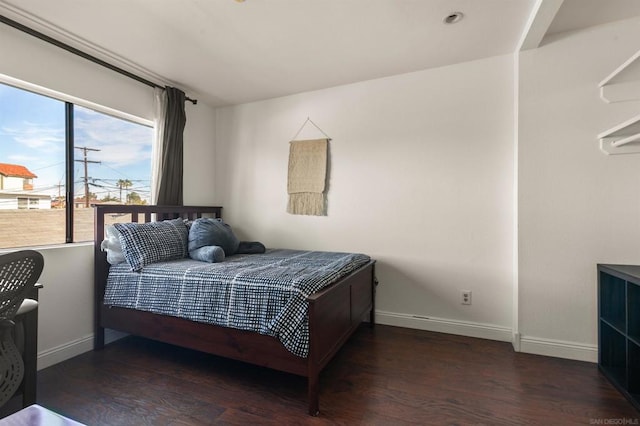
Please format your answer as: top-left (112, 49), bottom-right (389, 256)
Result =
top-left (598, 48), bottom-right (640, 155)
top-left (599, 49), bottom-right (640, 103)
top-left (598, 113), bottom-right (640, 155)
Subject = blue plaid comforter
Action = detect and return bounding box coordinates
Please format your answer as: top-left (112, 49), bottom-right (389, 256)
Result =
top-left (104, 249), bottom-right (370, 357)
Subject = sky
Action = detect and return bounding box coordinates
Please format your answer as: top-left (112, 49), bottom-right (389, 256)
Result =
top-left (0, 82), bottom-right (153, 202)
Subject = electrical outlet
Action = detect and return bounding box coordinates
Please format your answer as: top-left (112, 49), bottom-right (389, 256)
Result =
top-left (461, 290), bottom-right (472, 305)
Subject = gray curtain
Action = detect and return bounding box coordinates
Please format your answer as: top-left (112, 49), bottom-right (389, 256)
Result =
top-left (156, 87), bottom-right (186, 205)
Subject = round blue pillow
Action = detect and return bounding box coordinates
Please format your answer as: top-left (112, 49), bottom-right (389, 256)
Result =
top-left (188, 218), bottom-right (240, 256)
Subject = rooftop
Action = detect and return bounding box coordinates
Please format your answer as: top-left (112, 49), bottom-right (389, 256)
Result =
top-left (0, 163), bottom-right (37, 179)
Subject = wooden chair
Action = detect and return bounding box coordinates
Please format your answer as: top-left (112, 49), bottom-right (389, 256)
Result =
top-left (0, 250), bottom-right (43, 408)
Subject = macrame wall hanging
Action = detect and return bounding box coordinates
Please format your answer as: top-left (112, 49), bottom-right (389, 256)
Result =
top-left (287, 118), bottom-right (332, 216)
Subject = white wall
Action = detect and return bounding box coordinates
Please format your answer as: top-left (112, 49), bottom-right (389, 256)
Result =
top-left (1, 176), bottom-right (26, 191)
top-left (184, 101), bottom-right (217, 205)
top-left (34, 244), bottom-right (94, 368)
top-left (0, 22), bottom-right (152, 119)
top-left (0, 22), bottom-right (216, 368)
top-left (518, 17), bottom-right (640, 361)
top-left (215, 54), bottom-right (516, 339)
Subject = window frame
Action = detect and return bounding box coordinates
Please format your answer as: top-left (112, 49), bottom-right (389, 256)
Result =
top-left (0, 73), bottom-right (154, 246)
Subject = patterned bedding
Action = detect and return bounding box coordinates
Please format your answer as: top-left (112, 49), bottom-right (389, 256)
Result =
top-left (104, 249), bottom-right (370, 357)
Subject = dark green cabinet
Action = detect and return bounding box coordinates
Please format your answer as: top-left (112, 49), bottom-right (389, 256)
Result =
top-left (598, 264), bottom-right (640, 411)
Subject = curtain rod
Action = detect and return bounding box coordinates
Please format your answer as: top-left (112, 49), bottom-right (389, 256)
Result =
top-left (0, 14), bottom-right (198, 105)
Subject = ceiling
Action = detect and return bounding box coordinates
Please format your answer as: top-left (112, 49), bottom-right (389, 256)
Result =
top-left (1, 0), bottom-right (640, 107)
top-left (546, 0), bottom-right (640, 37)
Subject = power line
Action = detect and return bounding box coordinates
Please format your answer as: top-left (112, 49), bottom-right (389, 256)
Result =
top-left (98, 162), bottom-right (140, 180)
top-left (31, 161), bottom-right (65, 172)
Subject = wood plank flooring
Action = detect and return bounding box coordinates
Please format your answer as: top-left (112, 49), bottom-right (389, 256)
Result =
top-left (35, 325), bottom-right (638, 425)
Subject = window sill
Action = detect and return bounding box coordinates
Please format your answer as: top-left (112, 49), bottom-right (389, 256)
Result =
top-left (0, 241), bottom-right (93, 254)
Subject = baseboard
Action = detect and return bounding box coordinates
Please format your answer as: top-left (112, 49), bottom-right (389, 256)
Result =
top-left (376, 310), bottom-right (513, 342)
top-left (519, 335), bottom-right (597, 363)
top-left (512, 332), bottom-right (521, 352)
top-left (37, 334), bottom-right (93, 370)
top-left (37, 329), bottom-right (127, 370)
top-left (375, 310), bottom-right (597, 362)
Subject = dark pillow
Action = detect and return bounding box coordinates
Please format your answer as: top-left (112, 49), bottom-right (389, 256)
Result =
top-left (189, 245), bottom-right (226, 263)
top-left (188, 218), bottom-right (240, 256)
top-left (115, 218), bottom-right (188, 272)
top-left (236, 241), bottom-right (266, 254)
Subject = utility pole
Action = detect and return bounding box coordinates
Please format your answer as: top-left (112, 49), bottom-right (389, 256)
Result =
top-left (57, 180), bottom-right (63, 207)
top-left (74, 146), bottom-right (101, 208)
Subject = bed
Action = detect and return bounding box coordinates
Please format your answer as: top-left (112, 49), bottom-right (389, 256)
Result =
top-left (93, 205), bottom-right (376, 415)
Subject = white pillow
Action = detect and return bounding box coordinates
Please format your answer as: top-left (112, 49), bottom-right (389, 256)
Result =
top-left (100, 224), bottom-right (126, 265)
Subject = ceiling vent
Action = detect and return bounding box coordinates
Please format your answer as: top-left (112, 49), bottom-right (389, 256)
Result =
top-left (443, 12), bottom-right (464, 24)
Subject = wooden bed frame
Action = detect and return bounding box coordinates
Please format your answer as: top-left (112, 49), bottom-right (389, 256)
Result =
top-left (93, 205), bottom-right (376, 415)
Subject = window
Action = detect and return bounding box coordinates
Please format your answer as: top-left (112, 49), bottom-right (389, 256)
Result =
top-left (0, 81), bottom-right (153, 248)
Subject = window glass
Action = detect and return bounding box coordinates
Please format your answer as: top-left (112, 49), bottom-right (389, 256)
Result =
top-left (73, 105), bottom-right (152, 242)
top-left (0, 83), bottom-right (65, 247)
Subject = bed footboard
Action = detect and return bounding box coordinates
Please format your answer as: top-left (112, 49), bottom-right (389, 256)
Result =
top-left (306, 260), bottom-right (376, 415)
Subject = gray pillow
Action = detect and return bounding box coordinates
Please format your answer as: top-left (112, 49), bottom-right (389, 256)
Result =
top-left (188, 218), bottom-right (239, 256)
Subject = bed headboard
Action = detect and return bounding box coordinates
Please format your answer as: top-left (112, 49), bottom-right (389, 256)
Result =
top-left (93, 205), bottom-right (223, 337)
top-left (93, 204), bottom-right (222, 246)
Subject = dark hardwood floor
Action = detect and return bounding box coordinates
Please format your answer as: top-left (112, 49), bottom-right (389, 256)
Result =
top-left (34, 325), bottom-right (638, 425)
